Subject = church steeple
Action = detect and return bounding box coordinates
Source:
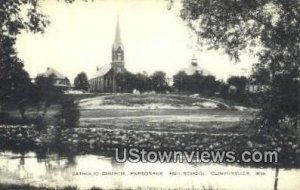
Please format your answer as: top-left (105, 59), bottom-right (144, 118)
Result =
top-left (112, 16), bottom-right (124, 63)
top-left (112, 16), bottom-right (124, 51)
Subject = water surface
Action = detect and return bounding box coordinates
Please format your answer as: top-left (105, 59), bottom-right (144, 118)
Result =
top-left (0, 152), bottom-right (299, 190)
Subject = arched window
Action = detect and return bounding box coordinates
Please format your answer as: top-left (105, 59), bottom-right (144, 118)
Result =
top-left (117, 52), bottom-right (122, 60)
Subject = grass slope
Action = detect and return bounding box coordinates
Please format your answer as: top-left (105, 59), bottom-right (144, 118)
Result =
top-left (78, 93), bottom-right (231, 110)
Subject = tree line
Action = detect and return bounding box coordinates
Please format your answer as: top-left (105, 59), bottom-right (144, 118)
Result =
top-left (113, 70), bottom-right (252, 105)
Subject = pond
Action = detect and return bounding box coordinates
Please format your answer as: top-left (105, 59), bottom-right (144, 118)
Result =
top-left (0, 151), bottom-right (299, 190)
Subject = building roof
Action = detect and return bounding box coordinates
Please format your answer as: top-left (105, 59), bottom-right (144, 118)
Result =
top-left (184, 64), bottom-right (211, 76)
top-left (184, 58), bottom-right (211, 76)
top-left (91, 64), bottom-right (112, 79)
top-left (37, 67), bottom-right (65, 79)
top-left (112, 16), bottom-right (124, 51)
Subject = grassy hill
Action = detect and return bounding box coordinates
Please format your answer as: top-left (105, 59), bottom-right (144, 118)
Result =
top-left (78, 93), bottom-right (231, 110)
top-left (77, 93), bottom-right (254, 131)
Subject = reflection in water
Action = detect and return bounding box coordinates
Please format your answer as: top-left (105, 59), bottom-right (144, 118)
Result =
top-left (0, 151), bottom-right (299, 190)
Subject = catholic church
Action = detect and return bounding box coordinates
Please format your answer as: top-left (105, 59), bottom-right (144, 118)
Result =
top-left (89, 17), bottom-right (127, 92)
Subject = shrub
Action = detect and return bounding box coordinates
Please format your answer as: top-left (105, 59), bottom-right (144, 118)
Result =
top-left (34, 115), bottom-right (48, 131)
top-left (56, 99), bottom-right (80, 129)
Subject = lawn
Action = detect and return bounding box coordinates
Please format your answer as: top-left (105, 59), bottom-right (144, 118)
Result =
top-left (78, 93), bottom-right (252, 131)
top-left (5, 93), bottom-right (252, 132)
top-left (78, 93), bottom-right (232, 110)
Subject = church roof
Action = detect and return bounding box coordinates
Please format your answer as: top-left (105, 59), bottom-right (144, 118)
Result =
top-left (38, 67), bottom-right (65, 79)
top-left (91, 64), bottom-right (112, 79)
top-left (184, 64), bottom-right (211, 76)
top-left (184, 58), bottom-right (211, 76)
top-left (112, 16), bottom-right (124, 51)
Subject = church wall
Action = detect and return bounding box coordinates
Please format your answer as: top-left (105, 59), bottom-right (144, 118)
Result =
top-left (89, 69), bottom-right (116, 93)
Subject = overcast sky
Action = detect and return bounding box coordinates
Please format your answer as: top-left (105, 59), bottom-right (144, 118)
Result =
top-left (16, 0), bottom-right (255, 82)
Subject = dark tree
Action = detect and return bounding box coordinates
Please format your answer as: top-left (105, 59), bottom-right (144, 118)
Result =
top-left (173, 70), bottom-right (218, 96)
top-left (0, 0), bottom-right (88, 122)
top-left (0, 1), bottom-right (49, 121)
top-left (56, 99), bottom-right (80, 129)
top-left (227, 76), bottom-right (248, 96)
top-left (151, 71), bottom-right (169, 93)
top-left (201, 75), bottom-right (217, 96)
top-left (34, 76), bottom-right (63, 115)
top-left (216, 80), bottom-right (230, 99)
top-left (177, 0), bottom-right (300, 130)
top-left (116, 72), bottom-right (153, 93)
top-left (0, 36), bottom-right (32, 122)
top-left (173, 71), bottom-right (189, 92)
top-left (134, 72), bottom-right (152, 92)
top-left (116, 72), bottom-right (136, 92)
top-left (0, 43), bottom-right (31, 107)
top-left (74, 72), bottom-right (89, 91)
top-left (190, 72), bottom-right (203, 93)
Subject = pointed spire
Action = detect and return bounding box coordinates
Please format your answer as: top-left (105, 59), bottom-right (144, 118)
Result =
top-left (112, 15), bottom-right (124, 50)
top-left (115, 15), bottom-right (121, 43)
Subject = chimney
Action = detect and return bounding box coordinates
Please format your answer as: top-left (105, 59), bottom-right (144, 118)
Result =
top-left (47, 67), bottom-right (50, 71)
top-left (96, 66), bottom-right (99, 71)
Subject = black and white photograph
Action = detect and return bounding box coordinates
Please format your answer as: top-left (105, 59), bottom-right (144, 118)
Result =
top-left (0, 0), bottom-right (299, 189)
